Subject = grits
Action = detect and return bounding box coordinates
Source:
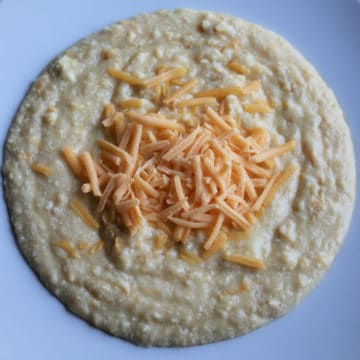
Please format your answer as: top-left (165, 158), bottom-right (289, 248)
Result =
top-left (3, 9), bottom-right (355, 346)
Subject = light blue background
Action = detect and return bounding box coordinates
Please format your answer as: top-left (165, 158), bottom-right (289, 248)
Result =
top-left (0, 1), bottom-right (359, 359)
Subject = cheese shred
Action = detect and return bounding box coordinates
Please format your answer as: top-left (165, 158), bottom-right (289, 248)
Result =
top-left (224, 254), bottom-right (266, 269)
top-left (31, 163), bottom-right (51, 177)
top-left (64, 63), bottom-right (297, 264)
top-left (70, 199), bottom-right (100, 230)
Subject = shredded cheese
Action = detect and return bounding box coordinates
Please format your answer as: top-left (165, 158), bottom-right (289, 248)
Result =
top-left (67, 63), bottom-right (297, 266)
top-left (107, 67), bottom-right (143, 85)
top-left (127, 110), bottom-right (184, 131)
top-left (173, 175), bottom-right (189, 209)
top-left (206, 107), bottom-right (232, 131)
top-left (204, 213), bottom-right (224, 250)
top-left (61, 147), bottom-right (84, 178)
top-left (224, 254), bottom-right (265, 269)
top-left (134, 175), bottom-right (160, 199)
top-left (97, 139), bottom-right (132, 164)
top-left (142, 140), bottom-right (170, 154)
top-left (162, 127), bottom-right (201, 161)
top-left (251, 140), bottom-right (296, 163)
top-left (216, 199), bottom-right (249, 229)
top-left (56, 239), bottom-right (80, 258)
top-left (228, 61), bottom-right (248, 75)
top-left (144, 67), bottom-right (187, 88)
top-left (161, 198), bottom-right (187, 219)
top-left (243, 99), bottom-right (273, 113)
top-left (80, 152), bottom-right (101, 196)
top-left (241, 81), bottom-right (261, 95)
top-left (203, 158), bottom-right (226, 193)
top-left (97, 175), bottom-right (117, 213)
top-left (192, 155), bottom-right (203, 202)
top-left (31, 163), bottom-right (51, 177)
top-left (164, 79), bottom-right (197, 104)
top-left (119, 99), bottom-right (143, 109)
top-left (70, 199), bottom-right (100, 229)
top-left (263, 164), bottom-right (296, 207)
top-left (116, 199), bottom-right (140, 211)
top-left (176, 97), bottom-right (218, 108)
top-left (202, 232), bottom-right (227, 259)
top-left (167, 216), bottom-right (209, 229)
top-left (196, 86), bottom-right (245, 98)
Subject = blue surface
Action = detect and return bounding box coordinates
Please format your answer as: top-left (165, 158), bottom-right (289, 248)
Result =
top-left (0, 1), bottom-right (359, 359)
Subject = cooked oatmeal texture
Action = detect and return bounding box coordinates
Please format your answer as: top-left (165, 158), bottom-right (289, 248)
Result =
top-left (3, 9), bottom-right (355, 346)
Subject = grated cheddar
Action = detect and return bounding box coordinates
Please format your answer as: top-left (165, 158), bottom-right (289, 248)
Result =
top-left (61, 63), bottom-right (296, 269)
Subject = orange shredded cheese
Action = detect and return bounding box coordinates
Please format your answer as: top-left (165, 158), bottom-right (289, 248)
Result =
top-left (263, 164), bottom-right (296, 207)
top-left (168, 216), bottom-right (209, 229)
top-left (162, 127), bottom-right (201, 161)
top-left (203, 158), bottom-right (226, 193)
top-left (251, 140), bottom-right (296, 163)
top-left (116, 199), bottom-right (140, 211)
top-left (97, 139), bottom-right (132, 164)
top-left (241, 80), bottom-right (261, 95)
top-left (127, 110), bottom-right (184, 131)
top-left (224, 254), bottom-right (266, 269)
top-left (127, 124), bottom-right (143, 170)
top-left (176, 97), bottom-right (218, 108)
top-left (107, 67), bottom-right (143, 85)
top-left (70, 199), bottom-right (100, 230)
top-left (252, 172), bottom-right (280, 211)
top-left (228, 61), bottom-right (248, 75)
top-left (192, 155), bottom-right (203, 202)
top-left (56, 239), bottom-right (80, 258)
top-left (161, 198), bottom-right (187, 219)
top-left (164, 79), bottom-right (197, 104)
top-left (61, 147), bottom-right (83, 178)
top-left (204, 213), bottom-right (224, 250)
top-left (202, 231), bottom-right (227, 259)
top-left (101, 151), bottom-right (121, 166)
top-left (144, 67), bottom-right (187, 88)
top-left (216, 199), bottom-right (249, 229)
top-left (134, 175), bottom-right (160, 199)
top-left (31, 163), bottom-right (51, 177)
top-left (196, 81), bottom-right (260, 98)
top-left (196, 86), bottom-right (245, 98)
top-left (243, 99), bottom-right (273, 113)
top-left (119, 99), bottom-right (143, 109)
top-left (173, 175), bottom-right (189, 209)
top-left (206, 107), bottom-right (232, 131)
top-left (80, 152), bottom-right (101, 196)
top-left (97, 175), bottom-right (117, 213)
top-left (142, 140), bottom-right (170, 154)
top-left (66, 63), bottom-right (297, 265)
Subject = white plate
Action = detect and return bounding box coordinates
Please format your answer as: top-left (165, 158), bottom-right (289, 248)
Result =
top-left (1, 1), bottom-right (359, 359)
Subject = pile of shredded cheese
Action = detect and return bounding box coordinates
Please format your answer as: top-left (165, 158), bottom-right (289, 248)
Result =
top-left (60, 62), bottom-right (296, 269)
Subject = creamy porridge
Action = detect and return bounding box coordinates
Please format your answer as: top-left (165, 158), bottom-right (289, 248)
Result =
top-left (2, 9), bottom-right (355, 346)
